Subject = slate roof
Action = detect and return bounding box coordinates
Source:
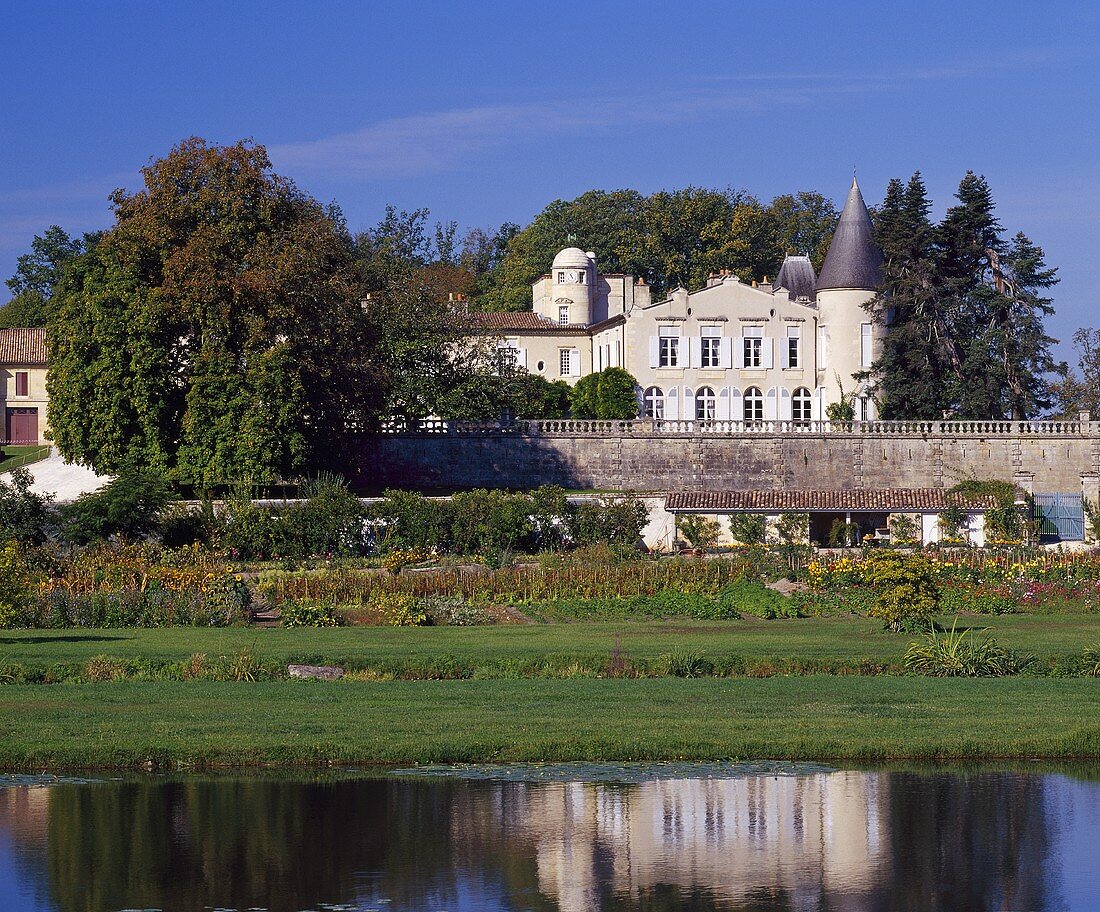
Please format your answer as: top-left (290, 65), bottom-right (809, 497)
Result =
top-left (816, 179), bottom-right (884, 291)
top-left (772, 255), bottom-right (817, 301)
top-left (469, 311), bottom-right (589, 333)
top-left (0, 328), bottom-right (47, 365)
top-left (665, 489), bottom-right (1000, 512)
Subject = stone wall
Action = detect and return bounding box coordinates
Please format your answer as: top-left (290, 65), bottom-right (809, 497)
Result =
top-left (359, 419), bottom-right (1100, 496)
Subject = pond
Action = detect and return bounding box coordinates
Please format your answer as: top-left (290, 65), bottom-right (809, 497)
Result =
top-left (0, 763), bottom-right (1098, 911)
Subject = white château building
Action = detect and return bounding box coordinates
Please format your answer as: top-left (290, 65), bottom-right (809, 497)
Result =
top-left (477, 178), bottom-right (884, 422)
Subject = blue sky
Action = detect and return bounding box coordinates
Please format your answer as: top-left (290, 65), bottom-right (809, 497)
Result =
top-left (2, 0), bottom-right (1097, 358)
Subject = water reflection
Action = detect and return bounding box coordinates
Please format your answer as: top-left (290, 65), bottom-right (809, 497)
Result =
top-left (0, 767), bottom-right (1096, 912)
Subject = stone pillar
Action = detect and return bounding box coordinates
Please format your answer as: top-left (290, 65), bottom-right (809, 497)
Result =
top-left (1082, 473), bottom-right (1099, 544)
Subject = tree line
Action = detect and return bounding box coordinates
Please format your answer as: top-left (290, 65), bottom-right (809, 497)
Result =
top-left (0, 136), bottom-right (1085, 485)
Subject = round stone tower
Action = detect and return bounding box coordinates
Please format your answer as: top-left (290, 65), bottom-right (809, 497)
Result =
top-left (816, 178), bottom-right (884, 419)
top-left (550, 247), bottom-right (595, 325)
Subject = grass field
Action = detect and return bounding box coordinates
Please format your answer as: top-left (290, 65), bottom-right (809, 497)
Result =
top-left (3, 614), bottom-right (1099, 668)
top-left (2, 616), bottom-right (1098, 769)
top-left (0, 676), bottom-right (1098, 769)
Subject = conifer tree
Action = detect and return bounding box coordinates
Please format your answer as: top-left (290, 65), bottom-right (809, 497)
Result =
top-left (868, 171), bottom-right (1060, 420)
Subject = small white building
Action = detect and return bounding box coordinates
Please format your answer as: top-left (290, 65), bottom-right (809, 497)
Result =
top-left (476, 178), bottom-right (884, 422)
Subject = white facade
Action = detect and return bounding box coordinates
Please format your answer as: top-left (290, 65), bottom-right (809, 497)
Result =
top-left (485, 179), bottom-right (883, 422)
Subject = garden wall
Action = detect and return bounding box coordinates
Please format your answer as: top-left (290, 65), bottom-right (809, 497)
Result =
top-left (358, 420), bottom-right (1100, 497)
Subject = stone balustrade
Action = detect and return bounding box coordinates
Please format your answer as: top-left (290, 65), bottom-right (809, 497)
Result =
top-left (380, 418), bottom-right (1099, 438)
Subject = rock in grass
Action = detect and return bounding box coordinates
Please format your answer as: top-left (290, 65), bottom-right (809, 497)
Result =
top-left (288, 664), bottom-right (344, 680)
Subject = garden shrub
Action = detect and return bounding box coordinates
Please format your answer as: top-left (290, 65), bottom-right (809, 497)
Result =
top-left (366, 490), bottom-right (452, 553)
top-left (449, 489), bottom-right (535, 554)
top-left (569, 367), bottom-right (640, 419)
top-left (368, 591), bottom-right (428, 626)
top-left (718, 580), bottom-right (800, 619)
top-left (861, 550), bottom-right (940, 632)
top-left (0, 541), bottom-right (32, 628)
top-left (0, 468), bottom-right (54, 543)
top-left (572, 495), bottom-right (648, 547)
top-left (677, 515), bottom-right (721, 551)
top-left (729, 513), bottom-right (766, 546)
top-left (281, 600), bottom-right (344, 627)
top-left (60, 467), bottom-right (173, 543)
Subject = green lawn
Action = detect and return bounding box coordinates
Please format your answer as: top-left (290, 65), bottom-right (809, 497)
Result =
top-left (1, 614), bottom-right (1097, 670)
top-left (0, 444), bottom-right (49, 472)
top-left (0, 677), bottom-right (1098, 769)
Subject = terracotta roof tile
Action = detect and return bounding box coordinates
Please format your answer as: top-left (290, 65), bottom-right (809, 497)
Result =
top-left (0, 328), bottom-right (47, 365)
top-left (665, 489), bottom-right (999, 512)
top-left (468, 311), bottom-right (589, 332)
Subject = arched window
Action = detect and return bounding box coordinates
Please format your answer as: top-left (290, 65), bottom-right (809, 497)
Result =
top-left (792, 387), bottom-right (812, 425)
top-left (643, 386), bottom-right (664, 419)
top-left (744, 386), bottom-right (764, 423)
top-left (695, 386), bottom-right (716, 420)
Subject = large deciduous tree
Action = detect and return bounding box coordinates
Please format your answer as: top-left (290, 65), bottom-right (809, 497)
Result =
top-left (47, 138), bottom-right (371, 484)
top-left (0, 226), bottom-right (88, 328)
top-left (477, 188), bottom-right (838, 310)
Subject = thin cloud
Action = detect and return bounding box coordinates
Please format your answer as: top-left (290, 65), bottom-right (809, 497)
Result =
top-left (269, 82), bottom-right (873, 181)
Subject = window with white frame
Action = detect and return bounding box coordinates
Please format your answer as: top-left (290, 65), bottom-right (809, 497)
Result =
top-left (744, 386), bottom-right (764, 423)
top-left (742, 326), bottom-right (763, 368)
top-left (643, 386), bottom-right (664, 419)
top-left (695, 386), bottom-right (716, 420)
top-left (700, 325), bottom-right (722, 368)
top-left (559, 348), bottom-right (572, 376)
top-left (556, 271), bottom-right (566, 283)
top-left (861, 323), bottom-right (873, 367)
top-left (818, 325), bottom-right (829, 368)
top-left (559, 305), bottom-right (570, 325)
top-left (658, 325), bottom-right (680, 368)
top-left (792, 387), bottom-right (812, 425)
top-left (786, 325), bottom-right (801, 368)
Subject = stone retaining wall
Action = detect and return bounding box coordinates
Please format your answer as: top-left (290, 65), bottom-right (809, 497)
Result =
top-left (360, 420), bottom-right (1100, 497)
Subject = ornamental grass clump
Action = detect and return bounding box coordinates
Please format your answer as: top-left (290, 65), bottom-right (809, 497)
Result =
top-left (904, 620), bottom-right (1032, 677)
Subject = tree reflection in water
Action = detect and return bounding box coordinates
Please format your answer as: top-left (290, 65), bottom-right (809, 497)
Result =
top-left (0, 768), bottom-right (1082, 912)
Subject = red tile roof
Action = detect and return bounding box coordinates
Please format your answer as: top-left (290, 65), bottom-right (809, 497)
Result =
top-left (0, 328), bottom-right (47, 365)
top-left (468, 311), bottom-right (589, 333)
top-left (665, 489), bottom-right (1000, 512)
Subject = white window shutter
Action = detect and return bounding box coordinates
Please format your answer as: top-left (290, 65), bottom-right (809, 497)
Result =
top-left (734, 338), bottom-right (745, 369)
top-left (689, 337), bottom-right (702, 369)
top-left (779, 335), bottom-right (789, 369)
top-left (813, 386), bottom-right (825, 421)
top-left (730, 387), bottom-right (743, 421)
top-left (762, 338), bottom-right (774, 370)
top-left (683, 387), bottom-right (695, 421)
top-left (780, 387), bottom-right (792, 421)
top-left (765, 386), bottom-right (778, 420)
top-left (667, 386), bottom-right (680, 420)
top-left (717, 387), bottom-right (731, 420)
top-left (719, 337), bottom-right (731, 368)
top-left (818, 327), bottom-right (829, 369)
top-left (649, 336), bottom-right (659, 369)
top-left (518, 348), bottom-right (527, 369)
top-left (569, 348), bottom-right (580, 377)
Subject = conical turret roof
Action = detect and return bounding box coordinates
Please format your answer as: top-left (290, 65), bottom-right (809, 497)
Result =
top-left (817, 178), bottom-right (883, 291)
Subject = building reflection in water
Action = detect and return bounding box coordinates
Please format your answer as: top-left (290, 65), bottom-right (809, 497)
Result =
top-left (451, 772), bottom-right (887, 912)
top-left (0, 768), bottom-right (1079, 912)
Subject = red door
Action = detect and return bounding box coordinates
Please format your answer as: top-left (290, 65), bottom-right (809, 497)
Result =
top-left (5, 408), bottom-right (38, 444)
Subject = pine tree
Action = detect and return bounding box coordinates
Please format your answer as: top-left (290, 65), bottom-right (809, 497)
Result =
top-left (868, 172), bottom-right (946, 418)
